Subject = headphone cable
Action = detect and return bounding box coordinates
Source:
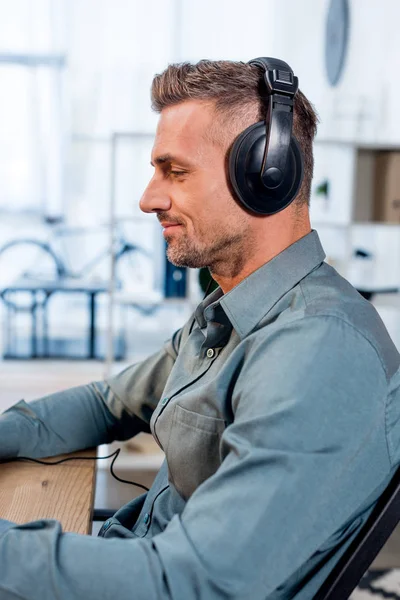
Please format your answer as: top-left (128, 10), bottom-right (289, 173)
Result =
top-left (0, 448), bottom-right (149, 491)
top-left (0, 276), bottom-right (220, 494)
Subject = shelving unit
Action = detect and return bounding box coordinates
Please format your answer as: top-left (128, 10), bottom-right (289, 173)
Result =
top-left (310, 138), bottom-right (400, 291)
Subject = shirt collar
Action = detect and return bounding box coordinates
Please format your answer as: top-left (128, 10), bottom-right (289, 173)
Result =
top-left (195, 230), bottom-right (325, 341)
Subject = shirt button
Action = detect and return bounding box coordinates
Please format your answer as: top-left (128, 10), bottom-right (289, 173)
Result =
top-left (161, 397), bottom-right (169, 406)
top-left (102, 519), bottom-right (112, 532)
top-left (143, 513), bottom-right (150, 525)
top-left (206, 348), bottom-right (215, 358)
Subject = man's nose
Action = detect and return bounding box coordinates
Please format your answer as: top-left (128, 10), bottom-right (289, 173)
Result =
top-left (139, 179), bottom-right (172, 213)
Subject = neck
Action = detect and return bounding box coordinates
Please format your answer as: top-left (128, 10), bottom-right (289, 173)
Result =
top-left (211, 209), bottom-right (311, 294)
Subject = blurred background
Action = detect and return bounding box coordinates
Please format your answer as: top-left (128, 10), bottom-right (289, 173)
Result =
top-left (1, 0), bottom-right (400, 578)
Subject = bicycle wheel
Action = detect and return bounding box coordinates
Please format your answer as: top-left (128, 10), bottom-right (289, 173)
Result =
top-left (0, 239), bottom-right (65, 310)
top-left (114, 243), bottom-right (154, 293)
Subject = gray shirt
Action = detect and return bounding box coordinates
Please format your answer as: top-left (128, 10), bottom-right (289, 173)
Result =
top-left (1, 230), bottom-right (400, 600)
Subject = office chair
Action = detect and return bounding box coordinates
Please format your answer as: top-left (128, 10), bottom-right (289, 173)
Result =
top-left (314, 464), bottom-right (400, 599)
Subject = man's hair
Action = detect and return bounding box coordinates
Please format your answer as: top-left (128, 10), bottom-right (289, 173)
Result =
top-left (151, 59), bottom-right (319, 206)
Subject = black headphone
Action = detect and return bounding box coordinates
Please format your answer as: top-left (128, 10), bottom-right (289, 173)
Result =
top-left (229, 57), bottom-right (304, 216)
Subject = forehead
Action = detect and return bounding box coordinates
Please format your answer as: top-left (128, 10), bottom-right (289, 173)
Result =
top-left (152, 100), bottom-right (218, 164)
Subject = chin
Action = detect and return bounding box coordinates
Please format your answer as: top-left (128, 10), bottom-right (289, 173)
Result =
top-left (166, 251), bottom-right (205, 269)
top-left (168, 255), bottom-right (198, 268)
top-left (166, 239), bottom-right (211, 269)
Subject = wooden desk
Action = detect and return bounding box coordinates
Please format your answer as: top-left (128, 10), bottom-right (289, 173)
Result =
top-left (0, 449), bottom-right (96, 535)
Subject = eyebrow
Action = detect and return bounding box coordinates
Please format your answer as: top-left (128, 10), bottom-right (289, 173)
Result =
top-left (150, 153), bottom-right (191, 167)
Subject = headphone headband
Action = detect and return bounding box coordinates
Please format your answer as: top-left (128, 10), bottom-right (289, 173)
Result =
top-left (248, 57), bottom-right (299, 189)
top-left (248, 57), bottom-right (298, 97)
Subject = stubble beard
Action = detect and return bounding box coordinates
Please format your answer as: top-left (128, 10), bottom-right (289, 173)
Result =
top-left (166, 234), bottom-right (214, 268)
top-left (165, 226), bottom-right (250, 277)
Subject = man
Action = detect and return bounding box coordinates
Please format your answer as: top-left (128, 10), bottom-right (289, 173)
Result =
top-left (0, 58), bottom-right (399, 600)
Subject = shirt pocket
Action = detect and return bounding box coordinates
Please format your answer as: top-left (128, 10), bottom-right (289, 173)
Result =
top-left (166, 403), bottom-right (226, 500)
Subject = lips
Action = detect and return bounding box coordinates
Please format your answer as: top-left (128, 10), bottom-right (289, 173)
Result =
top-left (160, 222), bottom-right (183, 239)
top-left (160, 221), bottom-right (182, 228)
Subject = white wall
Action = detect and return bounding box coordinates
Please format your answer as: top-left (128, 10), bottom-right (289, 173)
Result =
top-left (178, 0), bottom-right (278, 61)
top-left (271, 0), bottom-right (400, 145)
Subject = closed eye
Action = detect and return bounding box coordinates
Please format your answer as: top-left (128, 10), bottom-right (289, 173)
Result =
top-left (169, 170), bottom-right (187, 177)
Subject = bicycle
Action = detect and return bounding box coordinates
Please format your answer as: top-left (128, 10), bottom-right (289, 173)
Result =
top-left (0, 220), bottom-right (154, 311)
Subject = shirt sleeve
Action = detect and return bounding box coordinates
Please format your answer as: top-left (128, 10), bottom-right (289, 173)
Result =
top-left (0, 316), bottom-right (392, 600)
top-left (0, 327), bottom-right (183, 460)
top-left (0, 519), bottom-right (14, 535)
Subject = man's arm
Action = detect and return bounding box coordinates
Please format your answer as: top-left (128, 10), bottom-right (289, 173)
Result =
top-left (0, 327), bottom-right (183, 460)
top-left (0, 316), bottom-right (395, 600)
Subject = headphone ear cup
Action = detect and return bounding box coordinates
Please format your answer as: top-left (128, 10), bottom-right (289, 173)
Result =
top-left (228, 121), bottom-right (304, 215)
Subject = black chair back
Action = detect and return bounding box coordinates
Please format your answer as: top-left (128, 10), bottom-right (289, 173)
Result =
top-left (314, 465), bottom-right (400, 599)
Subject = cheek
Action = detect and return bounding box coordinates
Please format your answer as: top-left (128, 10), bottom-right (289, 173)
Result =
top-left (199, 170), bottom-right (232, 210)
top-left (186, 169), bottom-right (241, 232)
top-left (209, 170), bottom-right (229, 195)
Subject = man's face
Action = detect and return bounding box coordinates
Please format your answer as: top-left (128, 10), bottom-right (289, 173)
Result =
top-left (139, 100), bottom-right (253, 270)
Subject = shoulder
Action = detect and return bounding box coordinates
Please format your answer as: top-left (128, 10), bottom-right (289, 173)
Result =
top-left (297, 262), bottom-right (399, 381)
top-left (232, 262), bottom-right (396, 409)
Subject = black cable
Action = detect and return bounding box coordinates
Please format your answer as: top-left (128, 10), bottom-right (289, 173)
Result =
top-left (203, 274), bottom-right (216, 299)
top-left (0, 449), bottom-right (150, 492)
top-left (0, 279), bottom-right (219, 494)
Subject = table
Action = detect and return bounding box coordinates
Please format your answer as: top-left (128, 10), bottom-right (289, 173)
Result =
top-left (0, 448), bottom-right (96, 535)
top-left (0, 278), bottom-right (124, 360)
